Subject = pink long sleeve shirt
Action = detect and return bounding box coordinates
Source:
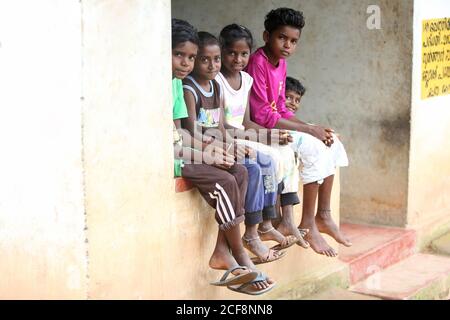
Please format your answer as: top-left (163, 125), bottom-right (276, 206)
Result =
top-left (245, 47), bottom-right (294, 129)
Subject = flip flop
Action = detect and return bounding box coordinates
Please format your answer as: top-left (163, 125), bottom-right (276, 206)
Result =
top-left (257, 227), bottom-right (298, 251)
top-left (210, 266), bottom-right (259, 287)
top-left (295, 227), bottom-right (310, 248)
top-left (227, 272), bottom-right (276, 296)
top-left (271, 234), bottom-right (298, 251)
top-left (298, 228), bottom-right (309, 237)
top-left (250, 248), bottom-right (286, 265)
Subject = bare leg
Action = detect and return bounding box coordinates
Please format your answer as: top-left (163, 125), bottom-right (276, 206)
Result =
top-left (243, 224), bottom-right (281, 259)
top-left (315, 175), bottom-right (352, 247)
top-left (276, 204), bottom-right (310, 248)
top-left (209, 229), bottom-right (240, 270)
top-left (299, 182), bottom-right (337, 257)
top-left (255, 219), bottom-right (297, 250)
top-left (271, 195), bottom-right (282, 228)
top-left (258, 219), bottom-right (287, 243)
top-left (209, 227), bottom-right (274, 290)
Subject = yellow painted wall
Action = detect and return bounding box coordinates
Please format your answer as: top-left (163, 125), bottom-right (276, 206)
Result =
top-left (408, 0), bottom-right (450, 247)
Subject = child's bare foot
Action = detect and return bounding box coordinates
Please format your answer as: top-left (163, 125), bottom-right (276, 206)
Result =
top-left (257, 225), bottom-right (297, 250)
top-left (249, 274), bottom-right (275, 290)
top-left (271, 217), bottom-right (281, 229)
top-left (315, 209), bottom-right (352, 247)
top-left (276, 220), bottom-right (310, 248)
top-left (209, 250), bottom-right (262, 287)
top-left (209, 249), bottom-right (250, 277)
top-left (211, 230), bottom-right (274, 292)
top-left (301, 224), bottom-right (338, 257)
top-left (232, 251), bottom-right (274, 290)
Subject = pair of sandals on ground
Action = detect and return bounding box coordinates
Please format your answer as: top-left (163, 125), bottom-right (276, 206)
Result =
top-left (211, 227), bottom-right (308, 295)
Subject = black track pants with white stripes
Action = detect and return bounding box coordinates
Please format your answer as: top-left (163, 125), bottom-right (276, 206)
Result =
top-left (182, 163), bottom-right (248, 230)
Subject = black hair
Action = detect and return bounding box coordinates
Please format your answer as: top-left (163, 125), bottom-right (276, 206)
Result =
top-left (171, 18), bottom-right (199, 49)
top-left (264, 7), bottom-right (305, 34)
top-left (286, 76), bottom-right (306, 96)
top-left (198, 31), bottom-right (220, 49)
top-left (219, 24), bottom-right (253, 50)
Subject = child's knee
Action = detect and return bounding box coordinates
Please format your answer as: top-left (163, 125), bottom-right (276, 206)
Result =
top-left (220, 173), bottom-right (238, 189)
top-left (256, 151), bottom-right (274, 169)
top-left (245, 162), bottom-right (262, 179)
top-left (234, 164), bottom-right (249, 181)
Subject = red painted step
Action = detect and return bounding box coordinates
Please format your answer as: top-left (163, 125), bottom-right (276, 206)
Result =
top-left (350, 253), bottom-right (450, 300)
top-left (339, 223), bottom-right (416, 284)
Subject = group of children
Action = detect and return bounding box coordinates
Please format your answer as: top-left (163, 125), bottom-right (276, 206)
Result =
top-left (171, 7), bottom-right (350, 296)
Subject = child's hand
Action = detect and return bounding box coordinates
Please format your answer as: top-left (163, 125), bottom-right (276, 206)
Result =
top-left (202, 135), bottom-right (215, 145)
top-left (218, 145), bottom-right (235, 168)
top-left (231, 143), bottom-right (255, 162)
top-left (324, 127), bottom-right (335, 146)
top-left (244, 146), bottom-right (257, 160)
top-left (233, 142), bottom-right (246, 161)
top-left (203, 145), bottom-right (235, 169)
top-left (280, 130), bottom-right (293, 145)
top-left (308, 125), bottom-right (334, 146)
top-left (265, 129), bottom-right (292, 146)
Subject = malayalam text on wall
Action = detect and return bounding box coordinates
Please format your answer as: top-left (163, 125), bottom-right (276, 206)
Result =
top-left (422, 18), bottom-right (450, 100)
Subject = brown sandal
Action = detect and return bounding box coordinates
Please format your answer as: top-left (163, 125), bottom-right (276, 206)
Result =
top-left (298, 228), bottom-right (309, 237)
top-left (257, 227), bottom-right (297, 250)
top-left (271, 234), bottom-right (298, 251)
top-left (242, 235), bottom-right (286, 265)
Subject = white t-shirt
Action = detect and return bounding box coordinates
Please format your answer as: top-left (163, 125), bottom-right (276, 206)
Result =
top-left (215, 71), bottom-right (253, 130)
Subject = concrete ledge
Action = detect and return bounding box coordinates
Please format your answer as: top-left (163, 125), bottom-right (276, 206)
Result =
top-left (267, 261), bottom-right (350, 300)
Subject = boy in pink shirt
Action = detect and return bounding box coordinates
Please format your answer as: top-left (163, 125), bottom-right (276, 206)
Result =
top-left (246, 45), bottom-right (293, 129)
top-left (246, 8), bottom-right (351, 257)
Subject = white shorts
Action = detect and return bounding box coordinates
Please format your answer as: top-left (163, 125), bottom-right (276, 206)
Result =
top-left (290, 132), bottom-right (348, 184)
top-left (236, 140), bottom-right (299, 194)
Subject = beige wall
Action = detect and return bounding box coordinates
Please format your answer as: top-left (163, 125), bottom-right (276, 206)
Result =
top-left (82, 0), bottom-right (176, 299)
top-left (172, 0), bottom-right (414, 227)
top-left (0, 1), bottom-right (87, 299)
top-left (408, 0), bottom-right (450, 247)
